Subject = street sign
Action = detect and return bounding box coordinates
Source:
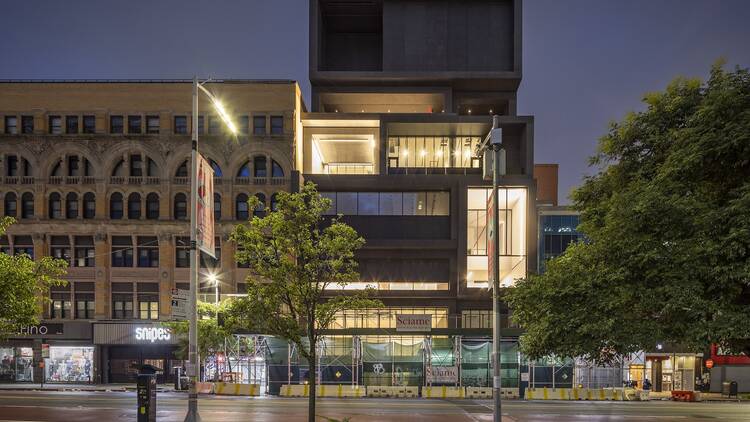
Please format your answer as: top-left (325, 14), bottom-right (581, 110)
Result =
top-left (171, 288), bottom-right (189, 320)
top-left (41, 343), bottom-right (49, 359)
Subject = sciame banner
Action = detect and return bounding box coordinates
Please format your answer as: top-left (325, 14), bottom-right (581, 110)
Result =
top-left (196, 154), bottom-right (215, 258)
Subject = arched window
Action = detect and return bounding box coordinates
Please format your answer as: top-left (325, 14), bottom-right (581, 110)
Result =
top-left (21, 193), bottom-right (34, 218)
top-left (214, 193), bottom-right (221, 221)
top-left (112, 159), bottom-right (125, 177)
top-left (4, 193), bottom-right (17, 217)
top-left (254, 193), bottom-right (266, 217)
top-left (174, 193), bottom-right (187, 220)
top-left (253, 156), bottom-right (267, 177)
top-left (110, 193), bottom-right (124, 219)
top-left (175, 160), bottom-right (188, 178)
top-left (65, 192), bottom-right (78, 219)
top-left (271, 160), bottom-right (284, 178)
top-left (210, 159), bottom-right (223, 178)
top-left (83, 192), bottom-right (95, 219)
top-left (235, 193), bottom-right (249, 220)
top-left (128, 193), bottom-right (141, 219)
top-left (270, 193), bottom-right (279, 212)
top-left (51, 160), bottom-right (63, 177)
top-left (6, 155), bottom-right (32, 177)
top-left (147, 158), bottom-right (158, 177)
top-left (146, 193), bottom-right (159, 220)
top-left (236, 161), bottom-right (250, 178)
top-left (48, 193), bottom-right (62, 219)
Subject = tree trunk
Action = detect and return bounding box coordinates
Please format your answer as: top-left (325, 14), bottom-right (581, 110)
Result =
top-left (308, 338), bottom-right (316, 422)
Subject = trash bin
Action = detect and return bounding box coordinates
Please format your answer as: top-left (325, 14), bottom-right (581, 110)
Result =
top-left (136, 364), bottom-right (161, 422)
top-left (722, 381), bottom-right (739, 398)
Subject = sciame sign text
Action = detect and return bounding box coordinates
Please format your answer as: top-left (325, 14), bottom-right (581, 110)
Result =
top-left (134, 327), bottom-right (172, 343)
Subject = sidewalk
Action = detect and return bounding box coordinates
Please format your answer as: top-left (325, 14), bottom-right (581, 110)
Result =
top-left (0, 383), bottom-right (178, 392)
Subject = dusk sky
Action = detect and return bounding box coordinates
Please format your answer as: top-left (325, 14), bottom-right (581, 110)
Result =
top-left (2, 0), bottom-right (748, 202)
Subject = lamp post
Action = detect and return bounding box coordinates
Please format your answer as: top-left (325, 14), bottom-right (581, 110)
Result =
top-left (185, 77), bottom-right (237, 422)
top-left (476, 115), bottom-right (503, 422)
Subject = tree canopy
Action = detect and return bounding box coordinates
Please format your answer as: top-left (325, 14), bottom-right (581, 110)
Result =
top-left (0, 217), bottom-right (67, 338)
top-left (225, 182), bottom-right (379, 421)
top-left (507, 63), bottom-right (750, 363)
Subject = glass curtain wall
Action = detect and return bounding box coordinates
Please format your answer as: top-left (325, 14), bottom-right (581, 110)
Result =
top-left (387, 136), bottom-right (482, 168)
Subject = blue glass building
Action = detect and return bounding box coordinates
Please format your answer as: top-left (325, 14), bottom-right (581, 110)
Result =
top-left (538, 211), bottom-right (583, 273)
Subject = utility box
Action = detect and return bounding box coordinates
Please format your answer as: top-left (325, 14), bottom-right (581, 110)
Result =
top-left (136, 364), bottom-right (161, 422)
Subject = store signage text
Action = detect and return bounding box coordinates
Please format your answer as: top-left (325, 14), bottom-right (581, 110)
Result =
top-left (395, 314), bottom-right (432, 332)
top-left (426, 365), bottom-right (458, 384)
top-left (134, 327), bottom-right (172, 343)
top-left (18, 323), bottom-right (64, 336)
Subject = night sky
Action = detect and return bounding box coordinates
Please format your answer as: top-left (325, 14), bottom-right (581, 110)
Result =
top-left (2, 0), bottom-right (748, 203)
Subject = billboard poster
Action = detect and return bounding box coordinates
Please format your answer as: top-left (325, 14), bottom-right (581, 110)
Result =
top-left (395, 314), bottom-right (432, 332)
top-left (487, 189), bottom-right (496, 287)
top-left (197, 154), bottom-right (215, 258)
top-left (426, 366), bottom-right (458, 384)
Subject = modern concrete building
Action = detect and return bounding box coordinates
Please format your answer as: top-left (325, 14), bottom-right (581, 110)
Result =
top-left (0, 0), bottom-right (538, 392)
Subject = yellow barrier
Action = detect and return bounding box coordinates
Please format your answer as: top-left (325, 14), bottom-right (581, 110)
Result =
top-left (466, 387), bottom-right (493, 399)
top-left (214, 382), bottom-right (261, 396)
top-left (528, 387), bottom-right (629, 401)
top-left (280, 384), bottom-right (365, 398)
top-left (280, 384), bottom-right (309, 397)
top-left (422, 386), bottom-right (466, 399)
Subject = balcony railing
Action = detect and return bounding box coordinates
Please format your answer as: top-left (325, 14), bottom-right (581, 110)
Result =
top-left (234, 177), bottom-right (288, 186)
top-left (173, 177), bottom-right (189, 185)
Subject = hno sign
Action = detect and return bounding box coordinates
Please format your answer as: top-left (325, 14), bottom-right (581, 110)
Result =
top-left (134, 327), bottom-right (172, 343)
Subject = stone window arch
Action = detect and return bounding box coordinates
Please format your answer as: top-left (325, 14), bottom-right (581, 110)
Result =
top-left (146, 193), bottom-right (159, 220)
top-left (128, 192), bottom-right (142, 219)
top-left (83, 192), bottom-right (96, 219)
top-left (235, 193), bottom-right (249, 220)
top-left (65, 192), bottom-right (78, 219)
top-left (110, 192), bottom-right (124, 219)
top-left (21, 192), bottom-right (34, 218)
top-left (4, 192), bottom-right (17, 217)
top-left (48, 192), bottom-right (63, 219)
top-left (174, 193), bottom-right (188, 220)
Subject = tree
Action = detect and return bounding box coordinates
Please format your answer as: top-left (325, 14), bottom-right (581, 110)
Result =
top-left (165, 301), bottom-right (241, 381)
top-left (226, 182), bottom-right (380, 422)
top-left (507, 63), bottom-right (750, 363)
top-left (0, 217), bottom-right (67, 339)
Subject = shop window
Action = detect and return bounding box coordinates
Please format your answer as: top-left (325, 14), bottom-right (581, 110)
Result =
top-left (50, 235), bottom-right (71, 266)
top-left (1, 347), bottom-right (34, 382)
top-left (137, 236), bottom-right (159, 267)
top-left (74, 236), bottom-right (95, 267)
top-left (44, 346), bottom-right (94, 383)
top-left (112, 236), bottom-right (133, 267)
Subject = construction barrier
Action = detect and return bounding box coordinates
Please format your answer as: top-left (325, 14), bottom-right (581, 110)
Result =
top-left (214, 382), bottom-right (261, 396)
top-left (195, 382), bottom-right (215, 394)
top-left (422, 386), bottom-right (466, 399)
top-left (466, 387), bottom-right (493, 399)
top-left (501, 388), bottom-right (520, 399)
top-left (527, 387), bottom-right (628, 401)
top-left (280, 384), bottom-right (366, 398)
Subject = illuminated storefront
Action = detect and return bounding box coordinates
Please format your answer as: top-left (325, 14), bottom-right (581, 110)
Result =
top-left (44, 346), bottom-right (94, 383)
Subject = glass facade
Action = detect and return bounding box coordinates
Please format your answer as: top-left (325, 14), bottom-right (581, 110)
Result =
top-left (321, 191), bottom-right (449, 216)
top-left (538, 214), bottom-right (583, 272)
top-left (387, 136), bottom-right (482, 168)
top-left (44, 346), bottom-right (94, 383)
top-left (466, 187), bottom-right (527, 287)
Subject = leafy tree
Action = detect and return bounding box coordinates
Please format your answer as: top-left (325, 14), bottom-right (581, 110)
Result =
top-left (508, 63), bottom-right (750, 363)
top-left (165, 301), bottom-right (241, 381)
top-left (226, 182), bottom-right (380, 422)
top-left (0, 217), bottom-right (67, 338)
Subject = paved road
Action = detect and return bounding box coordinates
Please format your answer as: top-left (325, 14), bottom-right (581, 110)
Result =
top-left (0, 391), bottom-right (748, 421)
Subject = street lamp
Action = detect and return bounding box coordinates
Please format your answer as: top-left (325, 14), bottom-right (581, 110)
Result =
top-left (185, 77), bottom-right (237, 422)
top-left (206, 271), bottom-right (219, 305)
top-left (475, 115), bottom-right (504, 422)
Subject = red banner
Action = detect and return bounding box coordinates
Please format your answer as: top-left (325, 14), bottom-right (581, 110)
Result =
top-left (197, 154), bottom-right (215, 258)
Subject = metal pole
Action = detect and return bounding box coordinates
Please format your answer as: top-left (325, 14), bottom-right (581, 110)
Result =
top-left (491, 115), bottom-right (502, 422)
top-left (184, 76), bottom-right (201, 422)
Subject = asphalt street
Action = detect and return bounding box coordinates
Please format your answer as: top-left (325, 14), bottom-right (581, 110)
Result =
top-left (0, 391), bottom-right (748, 421)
